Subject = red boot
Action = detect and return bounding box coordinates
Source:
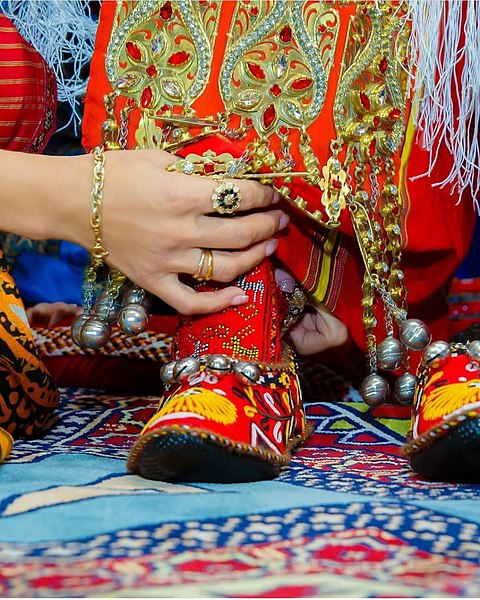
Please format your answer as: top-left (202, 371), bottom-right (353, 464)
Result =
top-left (127, 260), bottom-right (310, 482)
top-left (403, 341), bottom-right (480, 482)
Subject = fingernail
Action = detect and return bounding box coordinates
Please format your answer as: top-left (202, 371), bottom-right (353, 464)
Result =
top-left (272, 191), bottom-right (280, 204)
top-left (279, 212), bottom-right (290, 229)
top-left (275, 267), bottom-right (296, 293)
top-left (231, 294), bottom-right (249, 306)
top-left (265, 238), bottom-right (278, 256)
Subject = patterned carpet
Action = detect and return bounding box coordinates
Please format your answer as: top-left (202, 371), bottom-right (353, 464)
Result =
top-left (1, 382), bottom-right (479, 598)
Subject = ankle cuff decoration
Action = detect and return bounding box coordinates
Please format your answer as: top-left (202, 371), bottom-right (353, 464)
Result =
top-left (160, 353), bottom-right (291, 388)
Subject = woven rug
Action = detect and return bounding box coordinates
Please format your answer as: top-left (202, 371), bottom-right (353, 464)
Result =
top-left (1, 383), bottom-right (480, 598)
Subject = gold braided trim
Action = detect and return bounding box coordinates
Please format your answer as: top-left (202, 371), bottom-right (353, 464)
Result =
top-left (32, 326), bottom-right (171, 363)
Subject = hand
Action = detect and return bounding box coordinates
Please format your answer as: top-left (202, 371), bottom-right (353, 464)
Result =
top-left (275, 267), bottom-right (348, 355)
top-left (26, 302), bottom-right (82, 328)
top-left (289, 307), bottom-right (349, 356)
top-left (56, 150), bottom-right (289, 315)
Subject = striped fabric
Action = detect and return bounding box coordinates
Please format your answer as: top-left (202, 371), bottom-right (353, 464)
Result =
top-left (0, 13), bottom-right (56, 152)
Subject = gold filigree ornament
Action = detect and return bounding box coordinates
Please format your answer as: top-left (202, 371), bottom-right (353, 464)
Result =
top-left (330, 1), bottom-right (432, 406)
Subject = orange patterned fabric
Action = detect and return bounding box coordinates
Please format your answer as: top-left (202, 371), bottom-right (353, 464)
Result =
top-left (0, 14), bottom-right (56, 152)
top-left (0, 251), bottom-right (59, 437)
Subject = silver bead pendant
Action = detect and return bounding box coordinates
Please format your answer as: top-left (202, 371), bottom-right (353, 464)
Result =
top-left (80, 317), bottom-right (111, 350)
top-left (360, 374), bottom-right (390, 406)
top-left (71, 313), bottom-right (90, 347)
top-left (393, 372), bottom-right (416, 405)
top-left (398, 318), bottom-right (432, 351)
top-left (377, 337), bottom-right (406, 371)
top-left (466, 339), bottom-right (480, 362)
top-left (421, 340), bottom-right (451, 369)
top-left (117, 305), bottom-right (149, 335)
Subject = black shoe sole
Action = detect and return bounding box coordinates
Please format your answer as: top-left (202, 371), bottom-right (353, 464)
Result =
top-left (410, 416), bottom-right (480, 483)
top-left (127, 427), bottom-right (284, 483)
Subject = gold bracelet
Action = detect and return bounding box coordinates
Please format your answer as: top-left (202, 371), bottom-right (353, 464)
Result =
top-left (89, 145), bottom-right (109, 269)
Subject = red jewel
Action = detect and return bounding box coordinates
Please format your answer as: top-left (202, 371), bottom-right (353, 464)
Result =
top-left (204, 163), bottom-right (215, 174)
top-left (263, 104), bottom-right (276, 128)
top-left (199, 0), bottom-right (208, 4)
top-left (160, 1), bottom-right (173, 19)
top-left (291, 77), bottom-right (312, 91)
top-left (332, 179), bottom-right (342, 190)
top-left (160, 104), bottom-right (169, 112)
top-left (279, 125), bottom-right (288, 136)
top-left (279, 25), bottom-right (292, 43)
top-left (373, 115), bottom-right (380, 127)
top-left (146, 64), bottom-right (158, 77)
top-left (245, 117), bottom-right (253, 126)
top-left (247, 62), bottom-right (266, 80)
top-left (359, 91), bottom-right (370, 110)
top-left (126, 41), bottom-right (142, 61)
top-left (168, 50), bottom-right (190, 66)
top-left (318, 24), bottom-right (326, 33)
top-left (379, 57), bottom-right (388, 73)
top-left (127, 98), bottom-right (136, 107)
top-left (369, 138), bottom-right (376, 157)
top-left (352, 146), bottom-right (358, 156)
top-left (270, 84), bottom-right (281, 97)
top-left (141, 86), bottom-right (153, 108)
top-left (389, 108), bottom-right (401, 120)
top-left (250, 6), bottom-right (259, 15)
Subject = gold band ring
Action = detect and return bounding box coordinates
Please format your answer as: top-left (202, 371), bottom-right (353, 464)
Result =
top-left (193, 249), bottom-right (214, 282)
top-left (211, 181), bottom-right (242, 214)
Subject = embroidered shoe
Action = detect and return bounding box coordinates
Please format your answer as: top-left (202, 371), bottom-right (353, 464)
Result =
top-left (127, 260), bottom-right (310, 483)
top-left (402, 341), bottom-right (480, 483)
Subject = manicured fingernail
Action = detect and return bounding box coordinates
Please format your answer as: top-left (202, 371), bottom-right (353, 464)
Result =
top-left (273, 192), bottom-right (280, 204)
top-left (231, 294), bottom-right (249, 306)
top-left (279, 212), bottom-right (290, 229)
top-left (265, 238), bottom-right (278, 256)
top-left (275, 267), bottom-right (296, 293)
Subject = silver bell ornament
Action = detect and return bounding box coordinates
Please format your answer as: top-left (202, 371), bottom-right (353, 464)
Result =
top-left (377, 337), bottom-right (406, 371)
top-left (233, 360), bottom-right (261, 385)
top-left (160, 361), bottom-right (175, 385)
top-left (360, 374), bottom-right (390, 406)
top-left (80, 316), bottom-right (111, 350)
top-left (71, 313), bottom-right (90, 347)
top-left (466, 340), bottom-right (480, 362)
top-left (421, 340), bottom-right (451, 369)
top-left (205, 354), bottom-right (231, 376)
top-left (393, 372), bottom-right (416, 406)
top-left (398, 318), bottom-right (432, 351)
top-left (117, 305), bottom-right (149, 335)
top-left (173, 357), bottom-right (200, 383)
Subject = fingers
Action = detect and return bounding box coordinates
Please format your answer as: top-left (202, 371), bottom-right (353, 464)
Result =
top-left (175, 239), bottom-right (279, 282)
top-left (26, 302), bottom-right (81, 327)
top-left (157, 167), bottom-right (278, 216)
top-left (289, 309), bottom-right (349, 356)
top-left (156, 275), bottom-right (249, 315)
top-left (195, 210), bottom-right (289, 249)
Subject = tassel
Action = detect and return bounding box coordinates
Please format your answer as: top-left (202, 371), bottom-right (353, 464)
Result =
top-left (408, 0), bottom-right (480, 209)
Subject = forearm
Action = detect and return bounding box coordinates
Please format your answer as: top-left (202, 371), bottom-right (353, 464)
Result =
top-left (0, 150), bottom-right (91, 246)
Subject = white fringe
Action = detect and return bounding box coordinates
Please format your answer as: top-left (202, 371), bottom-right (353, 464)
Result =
top-left (408, 0), bottom-right (480, 210)
top-left (2, 0), bottom-right (97, 134)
